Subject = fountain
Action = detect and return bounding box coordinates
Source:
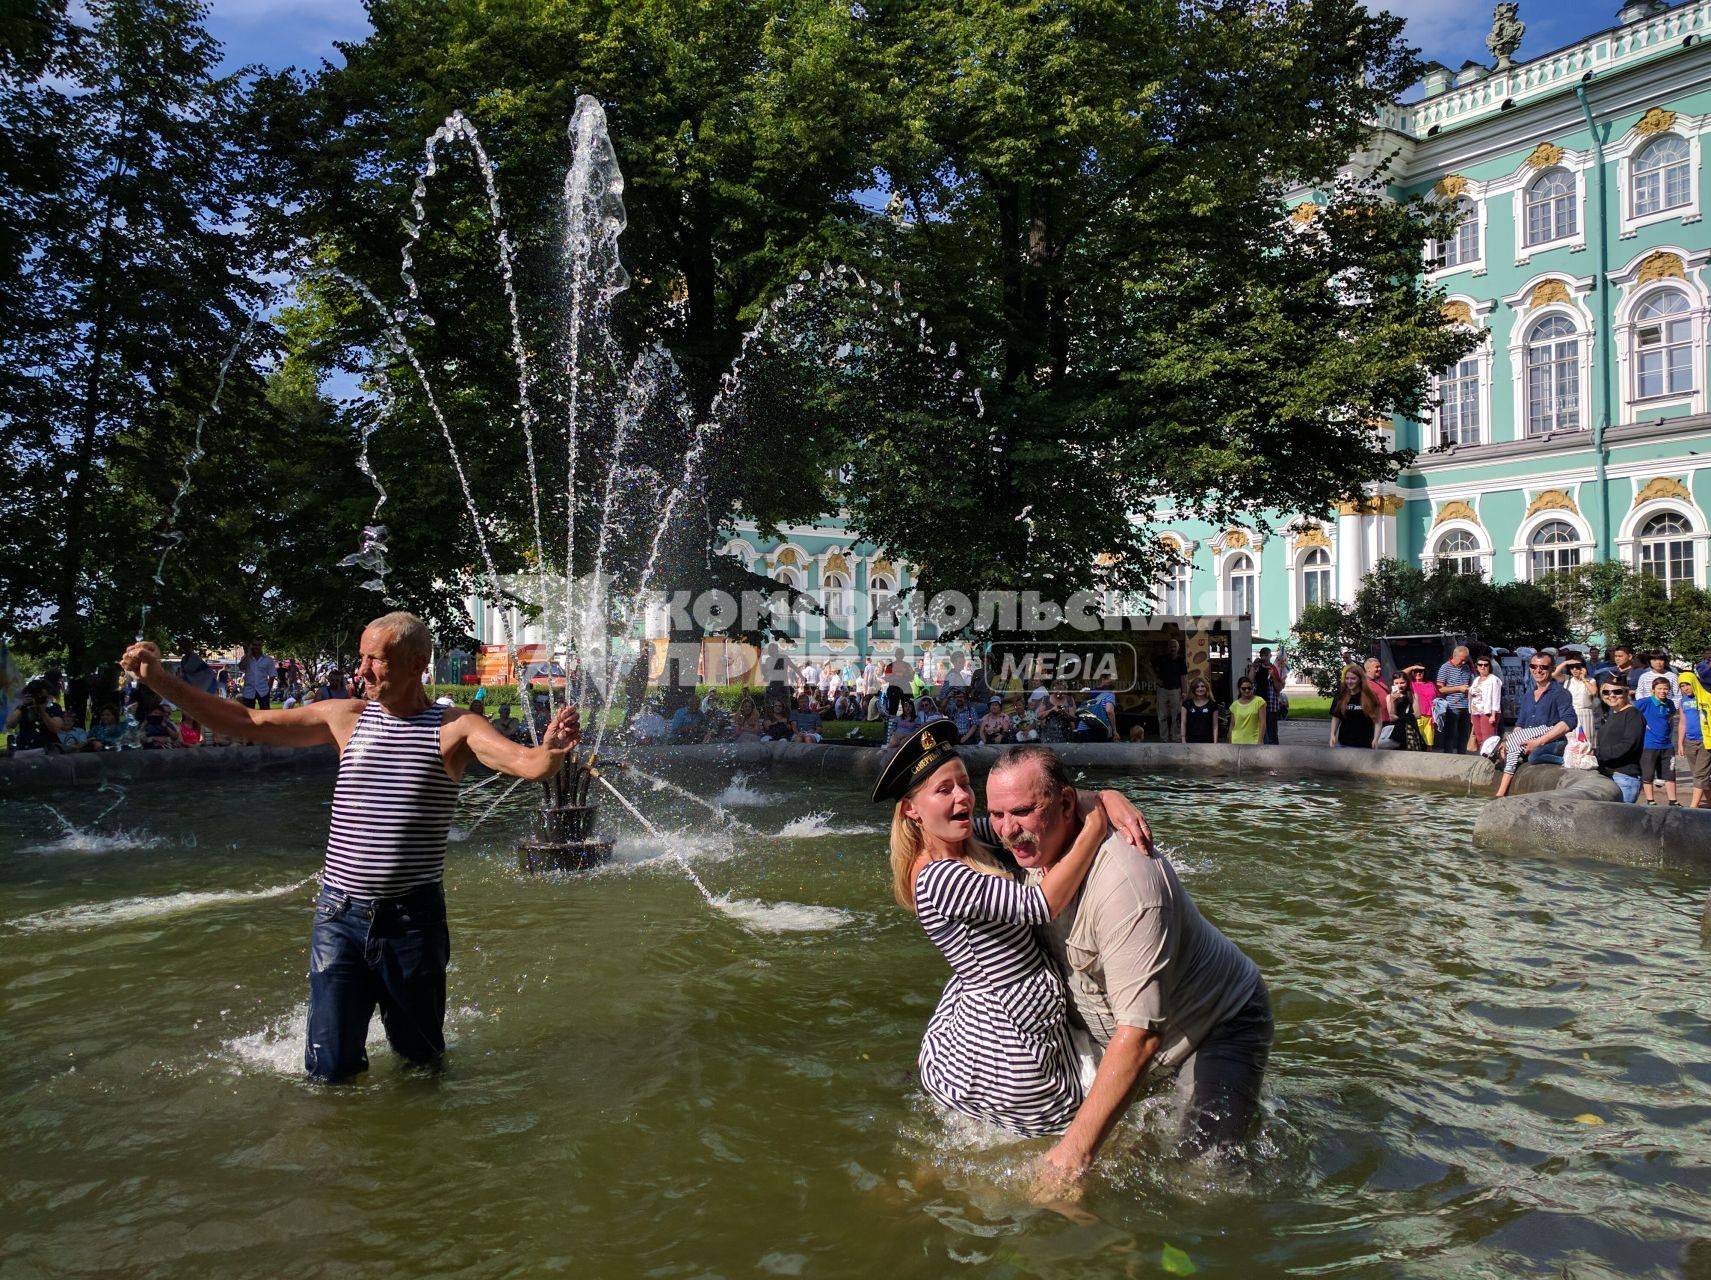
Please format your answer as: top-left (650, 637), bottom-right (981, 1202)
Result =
top-left (518, 746), bottom-right (618, 871)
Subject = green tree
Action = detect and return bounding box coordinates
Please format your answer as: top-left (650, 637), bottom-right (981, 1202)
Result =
top-left (1, 0), bottom-right (268, 698)
top-left (840, 0), bottom-right (1474, 603)
top-left (256, 0), bottom-right (882, 645)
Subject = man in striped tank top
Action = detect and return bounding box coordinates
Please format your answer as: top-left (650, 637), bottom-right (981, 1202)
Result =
top-left (121, 612), bottom-right (581, 1082)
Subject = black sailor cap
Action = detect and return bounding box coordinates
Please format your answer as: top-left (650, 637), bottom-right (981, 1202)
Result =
top-left (870, 718), bottom-right (962, 803)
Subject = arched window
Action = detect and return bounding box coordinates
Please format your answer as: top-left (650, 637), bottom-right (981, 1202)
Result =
top-left (1439, 198), bottom-right (1480, 268)
top-left (1159, 558), bottom-right (1192, 614)
top-left (1436, 530), bottom-right (1482, 576)
top-left (771, 566), bottom-right (805, 638)
top-left (1528, 520), bottom-right (1581, 579)
top-left (869, 575), bottom-right (896, 637)
top-left (1300, 547), bottom-right (1332, 611)
top-left (1526, 314), bottom-right (1581, 435)
top-left (1633, 289), bottom-right (1695, 399)
top-left (1633, 135), bottom-right (1692, 218)
top-left (1225, 553), bottom-right (1256, 618)
top-left (1526, 169), bottom-right (1577, 245)
top-left (1438, 350), bottom-right (1481, 446)
top-left (822, 572), bottom-right (850, 636)
top-left (1638, 512), bottom-right (1694, 592)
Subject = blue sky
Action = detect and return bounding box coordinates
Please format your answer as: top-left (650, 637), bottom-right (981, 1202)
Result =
top-left (201, 0), bottom-right (1630, 79)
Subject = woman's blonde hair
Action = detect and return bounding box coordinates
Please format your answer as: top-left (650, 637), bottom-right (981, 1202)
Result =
top-left (888, 763), bottom-right (1011, 912)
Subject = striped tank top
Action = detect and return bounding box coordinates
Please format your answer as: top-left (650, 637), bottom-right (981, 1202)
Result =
top-left (323, 703), bottom-right (459, 897)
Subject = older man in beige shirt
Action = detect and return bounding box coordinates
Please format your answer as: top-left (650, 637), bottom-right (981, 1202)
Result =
top-left (982, 745), bottom-right (1271, 1184)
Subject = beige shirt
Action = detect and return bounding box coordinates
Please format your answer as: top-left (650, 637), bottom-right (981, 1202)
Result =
top-left (1030, 834), bottom-right (1260, 1074)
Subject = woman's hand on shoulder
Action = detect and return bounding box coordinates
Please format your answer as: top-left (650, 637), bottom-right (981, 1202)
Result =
top-left (1093, 787), bottom-right (1152, 853)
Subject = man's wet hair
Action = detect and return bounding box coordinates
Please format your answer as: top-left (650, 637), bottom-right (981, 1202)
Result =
top-left (991, 744), bottom-right (1074, 802)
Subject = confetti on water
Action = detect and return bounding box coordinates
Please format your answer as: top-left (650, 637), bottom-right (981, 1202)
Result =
top-left (7, 875), bottom-right (317, 933)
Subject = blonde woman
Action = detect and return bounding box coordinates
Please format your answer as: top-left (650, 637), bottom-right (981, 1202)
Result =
top-left (731, 695), bottom-right (762, 741)
top-left (877, 720), bottom-right (1141, 1136)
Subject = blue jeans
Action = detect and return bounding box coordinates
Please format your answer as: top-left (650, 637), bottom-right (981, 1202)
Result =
top-left (1611, 772), bottom-right (1642, 803)
top-left (1172, 979), bottom-right (1273, 1157)
top-left (306, 882), bottom-right (450, 1082)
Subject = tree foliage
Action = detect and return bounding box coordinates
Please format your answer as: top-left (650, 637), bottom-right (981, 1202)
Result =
top-left (1543, 563), bottom-right (1711, 657)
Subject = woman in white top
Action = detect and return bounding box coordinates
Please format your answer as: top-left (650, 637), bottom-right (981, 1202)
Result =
top-left (1468, 655), bottom-right (1505, 749)
top-left (1556, 656), bottom-right (1599, 749)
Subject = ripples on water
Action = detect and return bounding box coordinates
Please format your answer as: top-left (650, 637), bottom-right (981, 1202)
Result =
top-left (0, 770), bottom-right (1706, 1278)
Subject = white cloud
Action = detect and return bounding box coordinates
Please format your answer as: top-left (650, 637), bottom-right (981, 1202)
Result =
top-left (1380, 0), bottom-right (1495, 67)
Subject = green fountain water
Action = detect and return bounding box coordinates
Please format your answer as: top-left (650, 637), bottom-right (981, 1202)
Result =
top-left (2, 770), bottom-right (1707, 1278)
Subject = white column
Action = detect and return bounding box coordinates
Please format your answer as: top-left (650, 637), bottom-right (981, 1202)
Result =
top-left (1336, 506), bottom-right (1365, 603)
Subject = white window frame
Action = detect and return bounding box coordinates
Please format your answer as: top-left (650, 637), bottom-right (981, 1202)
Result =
top-left (1510, 507), bottom-right (1594, 582)
top-left (1613, 118), bottom-right (1705, 239)
top-left (1297, 546), bottom-right (1333, 619)
top-left (1522, 167), bottom-right (1580, 251)
top-left (1617, 497), bottom-right (1708, 592)
top-left (1421, 519), bottom-right (1491, 579)
top-left (1522, 311), bottom-right (1585, 436)
top-left (1223, 551), bottom-right (1258, 621)
top-left (1503, 285), bottom-right (1594, 442)
top-left (1637, 511), bottom-right (1697, 593)
top-left (1612, 260), bottom-right (1711, 420)
top-left (1427, 195), bottom-right (1489, 281)
top-left (1497, 151), bottom-right (1590, 264)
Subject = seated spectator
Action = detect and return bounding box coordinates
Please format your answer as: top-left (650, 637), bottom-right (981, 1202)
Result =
top-left (944, 689), bottom-right (978, 739)
top-left (885, 703), bottom-right (921, 748)
top-left (177, 715), bottom-right (204, 747)
top-left (791, 695), bottom-right (824, 743)
top-left (5, 679), bottom-right (66, 752)
top-left (669, 700), bottom-right (708, 744)
top-left (864, 691), bottom-right (885, 721)
top-left (632, 701), bottom-right (668, 744)
top-left (58, 715), bottom-right (90, 752)
top-left (974, 696), bottom-right (1013, 744)
top-left (493, 703), bottom-right (524, 741)
top-left (1595, 681), bottom-right (1644, 803)
top-left (89, 705), bottom-right (127, 750)
top-left (140, 703), bottom-right (182, 749)
top-left (731, 696), bottom-right (762, 741)
top-left (1038, 691), bottom-right (1077, 743)
top-left (762, 697), bottom-right (795, 741)
top-left (318, 670), bottom-right (351, 700)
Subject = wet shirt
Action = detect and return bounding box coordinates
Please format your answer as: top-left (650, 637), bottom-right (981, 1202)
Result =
top-left (1031, 836), bottom-right (1261, 1074)
top-left (324, 703), bottom-right (457, 897)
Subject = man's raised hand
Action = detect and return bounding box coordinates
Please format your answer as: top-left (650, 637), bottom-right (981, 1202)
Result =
top-left (121, 641), bottom-right (166, 685)
top-left (542, 705), bottom-right (581, 752)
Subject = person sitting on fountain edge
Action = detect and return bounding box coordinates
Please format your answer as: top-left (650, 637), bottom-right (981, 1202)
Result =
top-left (983, 744), bottom-right (1271, 1183)
top-left (120, 612), bottom-right (581, 1083)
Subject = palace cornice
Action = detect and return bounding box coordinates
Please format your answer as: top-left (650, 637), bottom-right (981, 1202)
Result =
top-left (1409, 413), bottom-right (1711, 474)
top-left (1395, 44), bottom-right (1711, 182)
top-left (1384, 2), bottom-right (1711, 143)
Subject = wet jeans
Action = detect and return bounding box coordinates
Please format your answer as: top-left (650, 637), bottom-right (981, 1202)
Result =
top-left (305, 881), bottom-right (450, 1082)
top-left (1171, 979), bottom-right (1273, 1157)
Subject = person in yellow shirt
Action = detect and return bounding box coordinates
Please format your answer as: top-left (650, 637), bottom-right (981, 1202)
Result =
top-left (1230, 675), bottom-right (1266, 745)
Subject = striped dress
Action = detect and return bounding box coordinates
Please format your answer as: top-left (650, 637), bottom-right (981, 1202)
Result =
top-left (323, 703), bottom-right (459, 897)
top-left (913, 858), bottom-right (1083, 1137)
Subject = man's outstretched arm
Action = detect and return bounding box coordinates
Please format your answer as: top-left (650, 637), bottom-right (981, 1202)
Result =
top-left (120, 643), bottom-right (336, 749)
top-left (453, 705), bottom-right (580, 782)
top-left (1043, 1025), bottom-right (1161, 1177)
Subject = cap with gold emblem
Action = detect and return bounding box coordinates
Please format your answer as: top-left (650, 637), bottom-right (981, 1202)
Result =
top-left (870, 718), bottom-right (962, 803)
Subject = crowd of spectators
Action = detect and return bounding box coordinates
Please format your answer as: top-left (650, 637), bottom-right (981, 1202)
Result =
top-left (3, 642), bottom-right (370, 755)
top-left (1310, 640), bottom-right (1710, 806)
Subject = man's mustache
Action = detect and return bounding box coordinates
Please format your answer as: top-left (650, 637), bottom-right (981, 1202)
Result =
top-left (1003, 829), bottom-right (1039, 851)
